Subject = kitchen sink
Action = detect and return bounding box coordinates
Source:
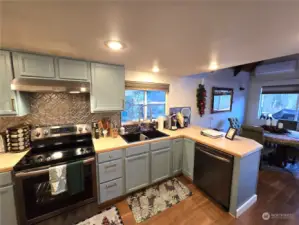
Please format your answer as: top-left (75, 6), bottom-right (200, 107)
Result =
top-left (120, 130), bottom-right (169, 143)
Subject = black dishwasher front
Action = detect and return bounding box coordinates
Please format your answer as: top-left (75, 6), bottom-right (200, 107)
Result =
top-left (193, 143), bottom-right (234, 210)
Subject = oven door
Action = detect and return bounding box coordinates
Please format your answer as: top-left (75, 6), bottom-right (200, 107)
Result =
top-left (15, 157), bottom-right (96, 225)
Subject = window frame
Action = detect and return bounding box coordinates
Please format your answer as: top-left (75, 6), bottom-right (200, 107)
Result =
top-left (258, 92), bottom-right (299, 121)
top-left (121, 89), bottom-right (167, 124)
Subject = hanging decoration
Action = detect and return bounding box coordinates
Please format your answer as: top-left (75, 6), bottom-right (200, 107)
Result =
top-left (197, 84), bottom-right (206, 117)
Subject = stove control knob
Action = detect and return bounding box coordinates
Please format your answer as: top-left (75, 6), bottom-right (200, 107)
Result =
top-left (37, 156), bottom-right (44, 162)
top-left (85, 127), bottom-right (89, 132)
top-left (44, 130), bottom-right (49, 136)
top-left (46, 157), bottom-right (51, 161)
top-left (78, 127), bottom-right (83, 132)
top-left (35, 132), bottom-right (41, 137)
top-left (80, 148), bottom-right (85, 153)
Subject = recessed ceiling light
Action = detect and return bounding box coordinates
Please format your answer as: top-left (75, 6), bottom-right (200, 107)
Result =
top-left (80, 87), bottom-right (87, 92)
top-left (105, 40), bottom-right (125, 51)
top-left (69, 91), bottom-right (80, 94)
top-left (209, 62), bottom-right (218, 71)
top-left (152, 66), bottom-right (160, 73)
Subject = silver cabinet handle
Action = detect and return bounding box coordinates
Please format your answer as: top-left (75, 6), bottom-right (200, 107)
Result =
top-left (105, 164), bottom-right (117, 169)
top-left (106, 183), bottom-right (117, 189)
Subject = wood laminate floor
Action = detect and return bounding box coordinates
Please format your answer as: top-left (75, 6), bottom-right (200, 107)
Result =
top-left (37, 170), bottom-right (299, 225)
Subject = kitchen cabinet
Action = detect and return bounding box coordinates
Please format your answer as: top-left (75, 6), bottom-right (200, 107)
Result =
top-left (151, 148), bottom-right (170, 183)
top-left (12, 52), bottom-right (55, 79)
top-left (172, 138), bottom-right (183, 174)
top-left (0, 50), bottom-right (29, 116)
top-left (90, 63), bottom-right (125, 112)
top-left (0, 172), bottom-right (18, 225)
top-left (57, 58), bottom-right (90, 81)
top-left (182, 138), bottom-right (195, 179)
top-left (125, 153), bottom-right (149, 193)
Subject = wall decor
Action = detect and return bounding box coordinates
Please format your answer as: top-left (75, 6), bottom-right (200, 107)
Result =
top-left (196, 84), bottom-right (206, 117)
top-left (211, 87), bottom-right (233, 114)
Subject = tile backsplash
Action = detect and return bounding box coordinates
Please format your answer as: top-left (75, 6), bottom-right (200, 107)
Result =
top-left (0, 93), bottom-right (120, 132)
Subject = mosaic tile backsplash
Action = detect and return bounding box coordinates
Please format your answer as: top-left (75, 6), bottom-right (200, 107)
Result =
top-left (0, 93), bottom-right (120, 132)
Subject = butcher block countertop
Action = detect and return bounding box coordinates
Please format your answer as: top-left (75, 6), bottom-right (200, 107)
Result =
top-left (93, 126), bottom-right (262, 157)
top-left (0, 126), bottom-right (262, 173)
top-left (0, 150), bottom-right (29, 173)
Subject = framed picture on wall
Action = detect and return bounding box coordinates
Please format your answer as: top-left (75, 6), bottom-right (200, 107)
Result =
top-left (225, 127), bottom-right (237, 140)
top-left (211, 87), bottom-right (234, 113)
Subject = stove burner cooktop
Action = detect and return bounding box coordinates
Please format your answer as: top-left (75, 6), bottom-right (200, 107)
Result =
top-left (14, 124), bottom-right (95, 171)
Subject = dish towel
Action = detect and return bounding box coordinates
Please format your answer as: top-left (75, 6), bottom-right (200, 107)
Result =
top-left (67, 160), bottom-right (85, 195)
top-left (49, 164), bottom-right (67, 195)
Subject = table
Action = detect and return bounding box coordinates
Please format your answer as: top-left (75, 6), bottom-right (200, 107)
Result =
top-left (264, 130), bottom-right (299, 147)
top-left (264, 130), bottom-right (299, 170)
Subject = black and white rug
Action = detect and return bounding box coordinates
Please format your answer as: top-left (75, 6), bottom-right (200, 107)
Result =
top-left (127, 178), bottom-right (192, 223)
top-left (75, 206), bottom-right (123, 225)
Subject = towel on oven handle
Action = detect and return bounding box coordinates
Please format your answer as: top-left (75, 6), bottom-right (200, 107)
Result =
top-left (49, 164), bottom-right (67, 195)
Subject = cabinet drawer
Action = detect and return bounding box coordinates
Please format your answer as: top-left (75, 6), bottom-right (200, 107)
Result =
top-left (151, 140), bottom-right (171, 151)
top-left (98, 149), bottom-right (123, 163)
top-left (173, 138), bottom-right (183, 144)
top-left (99, 178), bottom-right (123, 203)
top-left (126, 144), bottom-right (149, 157)
top-left (98, 159), bottom-right (123, 183)
top-left (0, 172), bottom-right (12, 186)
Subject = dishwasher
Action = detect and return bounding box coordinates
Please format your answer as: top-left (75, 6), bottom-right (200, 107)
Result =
top-left (193, 143), bottom-right (234, 210)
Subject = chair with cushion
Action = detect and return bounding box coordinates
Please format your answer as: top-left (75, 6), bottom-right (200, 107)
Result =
top-left (228, 118), bottom-right (241, 133)
top-left (240, 125), bottom-right (274, 168)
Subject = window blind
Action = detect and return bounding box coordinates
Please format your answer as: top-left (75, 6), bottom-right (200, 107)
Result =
top-left (262, 85), bottom-right (299, 94)
top-left (125, 81), bottom-right (170, 92)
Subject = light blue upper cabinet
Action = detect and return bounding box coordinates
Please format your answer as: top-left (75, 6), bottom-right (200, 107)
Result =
top-left (12, 52), bottom-right (55, 79)
top-left (57, 58), bottom-right (90, 81)
top-left (90, 63), bottom-right (125, 112)
top-left (0, 50), bottom-right (30, 116)
top-left (0, 50), bottom-right (16, 115)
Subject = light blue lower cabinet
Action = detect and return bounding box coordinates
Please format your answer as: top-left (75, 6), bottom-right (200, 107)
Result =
top-left (151, 148), bottom-right (171, 183)
top-left (172, 139), bottom-right (183, 174)
top-left (99, 178), bottom-right (123, 203)
top-left (182, 138), bottom-right (195, 180)
top-left (125, 153), bottom-right (150, 193)
top-left (0, 185), bottom-right (18, 225)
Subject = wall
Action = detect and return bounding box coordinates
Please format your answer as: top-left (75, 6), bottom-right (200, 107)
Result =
top-left (245, 70), bottom-right (299, 126)
top-left (126, 69), bottom-right (250, 131)
top-left (0, 93), bottom-right (120, 132)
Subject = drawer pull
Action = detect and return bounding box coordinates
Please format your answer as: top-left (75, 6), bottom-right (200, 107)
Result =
top-left (109, 155), bottom-right (112, 158)
top-left (105, 164), bottom-right (117, 169)
top-left (106, 183), bottom-right (117, 189)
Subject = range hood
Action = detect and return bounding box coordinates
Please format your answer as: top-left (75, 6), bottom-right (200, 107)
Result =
top-left (11, 78), bottom-right (90, 93)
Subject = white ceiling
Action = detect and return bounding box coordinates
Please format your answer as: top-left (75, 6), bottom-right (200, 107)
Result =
top-left (1, 0), bottom-right (299, 76)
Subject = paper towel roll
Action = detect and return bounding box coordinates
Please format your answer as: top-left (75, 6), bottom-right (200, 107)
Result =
top-left (158, 116), bottom-right (164, 131)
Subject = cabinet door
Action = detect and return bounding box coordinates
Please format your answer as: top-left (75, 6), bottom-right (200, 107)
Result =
top-left (125, 153), bottom-right (149, 193)
top-left (57, 58), bottom-right (90, 81)
top-left (90, 63), bottom-right (125, 112)
top-left (12, 52), bottom-right (55, 78)
top-left (0, 50), bottom-right (17, 115)
top-left (151, 148), bottom-right (170, 183)
top-left (0, 185), bottom-right (18, 225)
top-left (172, 139), bottom-right (183, 174)
top-left (183, 139), bottom-right (195, 179)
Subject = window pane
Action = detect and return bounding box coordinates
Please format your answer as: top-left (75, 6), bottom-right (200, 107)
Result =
top-left (147, 104), bottom-right (165, 119)
top-left (147, 91), bottom-right (166, 103)
top-left (121, 90), bottom-right (144, 122)
top-left (259, 93), bottom-right (298, 121)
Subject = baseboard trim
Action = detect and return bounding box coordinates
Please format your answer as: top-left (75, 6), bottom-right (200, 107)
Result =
top-left (235, 194), bottom-right (257, 218)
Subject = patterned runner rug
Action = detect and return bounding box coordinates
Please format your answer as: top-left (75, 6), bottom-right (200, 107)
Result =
top-left (127, 178), bottom-right (192, 223)
top-left (75, 206), bottom-right (123, 225)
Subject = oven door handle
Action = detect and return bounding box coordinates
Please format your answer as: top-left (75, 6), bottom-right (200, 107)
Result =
top-left (15, 157), bottom-right (95, 178)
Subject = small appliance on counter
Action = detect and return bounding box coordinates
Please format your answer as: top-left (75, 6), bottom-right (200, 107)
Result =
top-left (6, 124), bottom-right (31, 153)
